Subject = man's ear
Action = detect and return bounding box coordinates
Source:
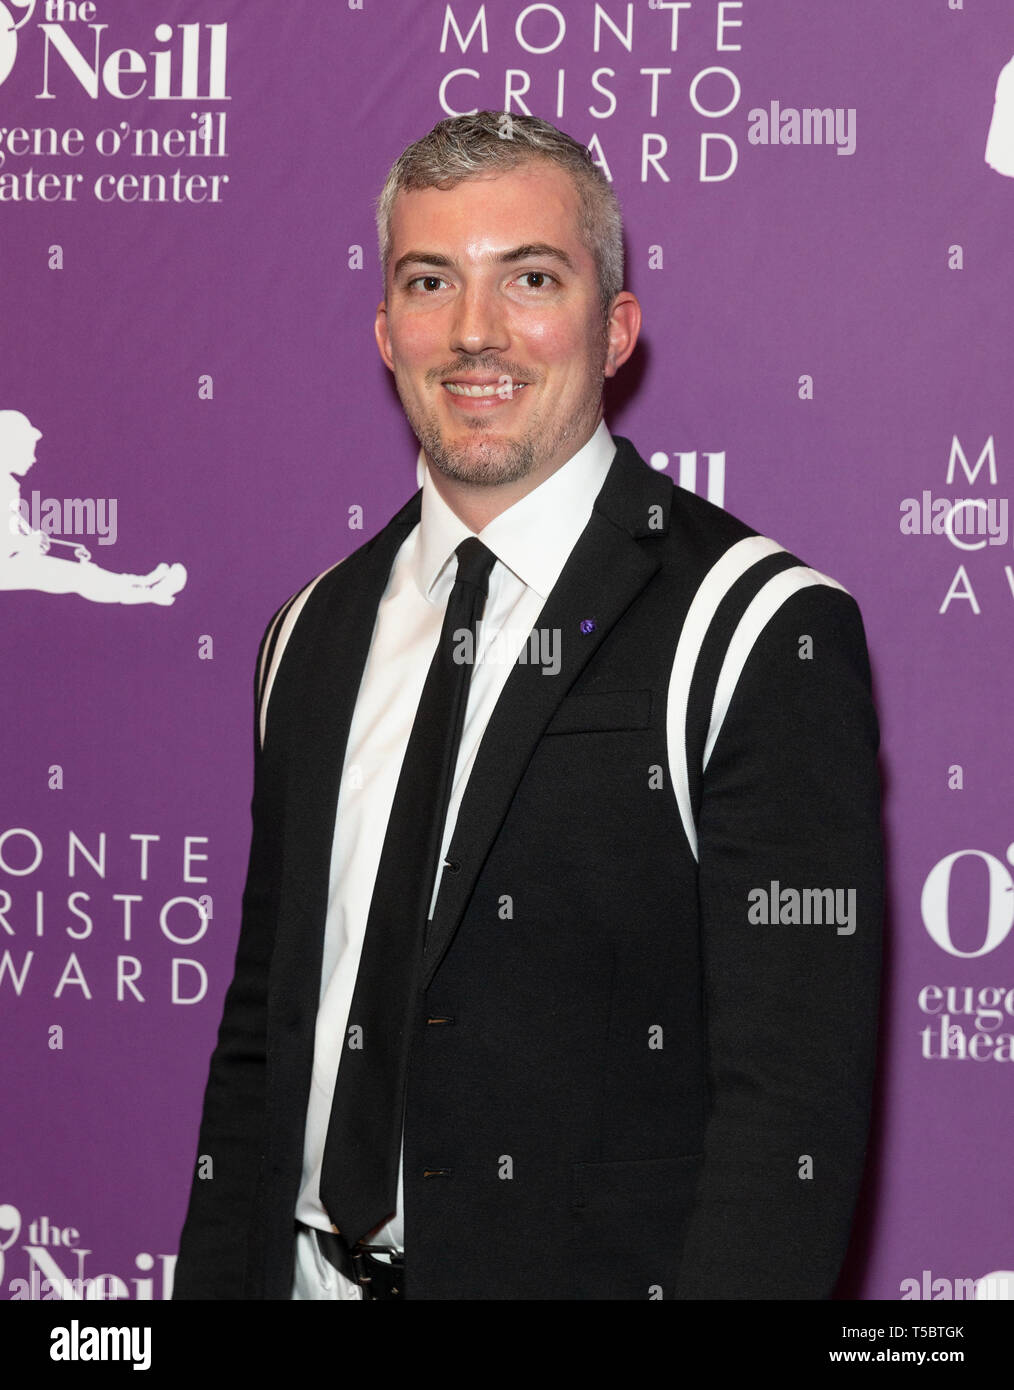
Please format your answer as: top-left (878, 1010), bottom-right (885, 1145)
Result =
top-left (374, 301), bottom-right (394, 372)
top-left (604, 291), bottom-right (642, 379)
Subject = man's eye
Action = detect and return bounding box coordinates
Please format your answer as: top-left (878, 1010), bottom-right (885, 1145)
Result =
top-left (517, 271), bottom-right (554, 289)
top-left (408, 275), bottom-right (448, 292)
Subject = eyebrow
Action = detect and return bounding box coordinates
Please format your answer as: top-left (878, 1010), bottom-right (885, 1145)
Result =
top-left (391, 243), bottom-right (577, 281)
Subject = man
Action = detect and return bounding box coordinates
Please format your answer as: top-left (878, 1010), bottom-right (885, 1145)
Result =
top-left (174, 111), bottom-right (883, 1301)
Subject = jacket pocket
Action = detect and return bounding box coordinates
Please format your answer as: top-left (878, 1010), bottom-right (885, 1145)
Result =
top-left (569, 1153), bottom-right (704, 1299)
top-left (571, 1152), bottom-right (703, 1211)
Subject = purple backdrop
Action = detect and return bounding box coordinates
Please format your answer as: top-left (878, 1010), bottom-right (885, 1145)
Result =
top-left (2, 0), bottom-right (1012, 1303)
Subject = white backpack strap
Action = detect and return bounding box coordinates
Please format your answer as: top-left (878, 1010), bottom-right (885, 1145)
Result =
top-left (667, 536), bottom-right (849, 862)
top-left (703, 564), bottom-right (847, 771)
top-left (256, 559), bottom-right (344, 750)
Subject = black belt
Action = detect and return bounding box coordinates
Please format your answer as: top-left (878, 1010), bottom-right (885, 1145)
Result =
top-left (312, 1227), bottom-right (405, 1300)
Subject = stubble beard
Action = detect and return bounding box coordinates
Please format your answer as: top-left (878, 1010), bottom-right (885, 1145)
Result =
top-left (412, 412), bottom-right (539, 487)
top-left (397, 330), bottom-right (609, 490)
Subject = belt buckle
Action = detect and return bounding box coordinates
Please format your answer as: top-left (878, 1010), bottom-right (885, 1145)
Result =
top-left (350, 1245), bottom-right (377, 1298)
top-left (350, 1243), bottom-right (403, 1300)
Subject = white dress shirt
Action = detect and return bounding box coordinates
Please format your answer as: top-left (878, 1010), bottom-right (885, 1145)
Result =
top-left (293, 420), bottom-right (617, 1283)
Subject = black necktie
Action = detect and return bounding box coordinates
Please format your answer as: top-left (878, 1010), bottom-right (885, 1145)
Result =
top-left (319, 536), bottom-right (497, 1247)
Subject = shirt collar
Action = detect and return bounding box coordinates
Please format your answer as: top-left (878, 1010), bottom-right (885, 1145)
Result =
top-left (412, 419), bottom-right (616, 604)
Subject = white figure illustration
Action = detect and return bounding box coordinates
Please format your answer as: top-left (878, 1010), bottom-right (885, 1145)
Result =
top-left (0, 2), bottom-right (34, 90)
top-left (1, 410), bottom-right (186, 604)
top-left (976, 1270), bottom-right (1014, 1299)
top-left (985, 54), bottom-right (1014, 177)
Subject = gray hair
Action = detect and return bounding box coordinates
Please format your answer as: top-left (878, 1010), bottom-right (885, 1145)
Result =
top-left (375, 111), bottom-right (624, 317)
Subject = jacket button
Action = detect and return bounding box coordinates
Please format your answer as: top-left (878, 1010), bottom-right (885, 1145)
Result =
top-left (443, 859), bottom-right (461, 873)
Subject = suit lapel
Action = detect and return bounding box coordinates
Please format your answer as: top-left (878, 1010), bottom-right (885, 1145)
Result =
top-left (272, 492), bottom-right (422, 944)
top-left (421, 437), bottom-right (673, 987)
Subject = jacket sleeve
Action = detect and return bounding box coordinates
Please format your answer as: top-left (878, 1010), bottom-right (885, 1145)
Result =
top-left (172, 608), bottom-right (288, 1299)
top-left (672, 583), bottom-right (883, 1299)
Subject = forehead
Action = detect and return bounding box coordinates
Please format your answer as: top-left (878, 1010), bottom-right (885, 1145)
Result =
top-left (387, 160), bottom-right (591, 267)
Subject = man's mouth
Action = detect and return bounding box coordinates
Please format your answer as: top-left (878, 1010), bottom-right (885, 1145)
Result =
top-left (442, 380), bottom-right (529, 398)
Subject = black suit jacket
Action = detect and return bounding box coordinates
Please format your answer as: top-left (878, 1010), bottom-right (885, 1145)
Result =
top-left (174, 436), bottom-right (883, 1299)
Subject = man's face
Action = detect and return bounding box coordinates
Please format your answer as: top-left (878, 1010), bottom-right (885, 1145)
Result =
top-left (375, 160), bottom-right (631, 492)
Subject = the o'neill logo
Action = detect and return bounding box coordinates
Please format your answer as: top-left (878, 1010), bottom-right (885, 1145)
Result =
top-left (0, 1), bottom-right (34, 89)
top-left (921, 846), bottom-right (1014, 958)
top-left (986, 55), bottom-right (1014, 177)
top-left (1, 410), bottom-right (186, 604)
top-left (0, 1200), bottom-right (177, 1300)
top-left (0, 4), bottom-right (229, 100)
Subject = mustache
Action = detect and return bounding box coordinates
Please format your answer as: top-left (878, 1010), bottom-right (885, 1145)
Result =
top-left (428, 358), bottom-right (536, 385)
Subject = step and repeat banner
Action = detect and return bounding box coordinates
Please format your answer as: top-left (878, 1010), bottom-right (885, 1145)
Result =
top-left (2, 0), bottom-right (1012, 1307)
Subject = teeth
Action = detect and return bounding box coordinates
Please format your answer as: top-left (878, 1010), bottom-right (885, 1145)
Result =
top-left (444, 382), bottom-right (527, 397)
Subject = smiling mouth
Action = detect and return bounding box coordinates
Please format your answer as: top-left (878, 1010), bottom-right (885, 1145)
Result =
top-left (442, 381), bottom-right (529, 398)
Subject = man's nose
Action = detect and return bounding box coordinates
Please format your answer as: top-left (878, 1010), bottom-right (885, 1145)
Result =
top-left (449, 282), bottom-right (509, 357)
